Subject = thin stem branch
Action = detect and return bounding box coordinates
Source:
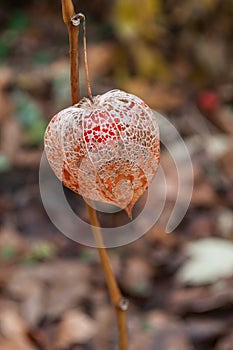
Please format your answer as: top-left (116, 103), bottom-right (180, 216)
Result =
top-left (61, 1), bottom-right (129, 349)
top-left (71, 13), bottom-right (93, 101)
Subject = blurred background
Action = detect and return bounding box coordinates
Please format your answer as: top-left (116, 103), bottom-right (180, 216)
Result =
top-left (0, 0), bottom-right (233, 349)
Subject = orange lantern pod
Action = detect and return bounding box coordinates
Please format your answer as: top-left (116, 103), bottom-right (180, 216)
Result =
top-left (44, 89), bottom-right (160, 216)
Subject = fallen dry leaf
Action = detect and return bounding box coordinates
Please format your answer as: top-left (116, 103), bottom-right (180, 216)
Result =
top-left (177, 238), bottom-right (233, 285)
top-left (0, 307), bottom-right (36, 350)
top-left (6, 260), bottom-right (92, 324)
top-left (54, 309), bottom-right (98, 348)
top-left (169, 281), bottom-right (233, 314)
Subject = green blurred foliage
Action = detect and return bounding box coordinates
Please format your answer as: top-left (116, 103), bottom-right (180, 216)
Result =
top-left (13, 91), bottom-right (46, 145)
top-left (24, 241), bottom-right (57, 264)
top-left (0, 245), bottom-right (15, 261)
top-left (33, 51), bottom-right (53, 66)
top-left (0, 10), bottom-right (29, 62)
top-left (0, 153), bottom-right (11, 173)
top-left (8, 10), bottom-right (29, 32)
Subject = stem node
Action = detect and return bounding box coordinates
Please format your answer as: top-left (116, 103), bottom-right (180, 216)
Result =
top-left (118, 298), bottom-right (129, 311)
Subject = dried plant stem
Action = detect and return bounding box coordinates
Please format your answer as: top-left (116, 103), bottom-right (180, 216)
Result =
top-left (86, 204), bottom-right (129, 350)
top-left (61, 0), bottom-right (79, 103)
top-left (61, 1), bottom-right (129, 349)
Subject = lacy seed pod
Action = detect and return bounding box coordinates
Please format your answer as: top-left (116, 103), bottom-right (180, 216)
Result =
top-left (44, 89), bottom-right (160, 216)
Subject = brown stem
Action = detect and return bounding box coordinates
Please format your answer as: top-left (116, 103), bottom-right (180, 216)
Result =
top-left (62, 0), bottom-right (79, 104)
top-left (61, 1), bottom-right (129, 349)
top-left (86, 203), bottom-right (129, 350)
